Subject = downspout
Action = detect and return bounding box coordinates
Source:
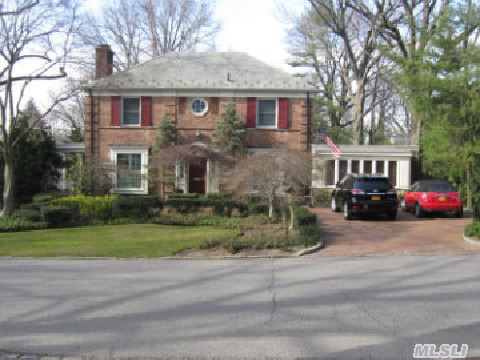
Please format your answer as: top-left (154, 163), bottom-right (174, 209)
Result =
top-left (307, 92), bottom-right (312, 151)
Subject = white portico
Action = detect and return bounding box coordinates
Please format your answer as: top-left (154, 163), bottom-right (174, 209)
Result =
top-left (312, 144), bottom-right (420, 190)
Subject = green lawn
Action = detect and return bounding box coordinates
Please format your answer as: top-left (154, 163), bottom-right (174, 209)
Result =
top-left (0, 224), bottom-right (237, 258)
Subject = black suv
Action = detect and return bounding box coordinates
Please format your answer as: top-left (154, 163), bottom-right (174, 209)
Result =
top-left (331, 174), bottom-right (398, 220)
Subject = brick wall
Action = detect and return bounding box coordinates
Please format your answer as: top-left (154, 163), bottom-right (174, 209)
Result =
top-left (84, 94), bottom-right (310, 196)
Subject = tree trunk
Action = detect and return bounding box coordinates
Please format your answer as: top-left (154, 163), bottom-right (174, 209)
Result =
top-left (283, 206), bottom-right (289, 243)
top-left (352, 77), bottom-right (365, 145)
top-left (268, 195), bottom-right (274, 219)
top-left (467, 159), bottom-right (473, 211)
top-left (2, 151), bottom-right (15, 216)
top-left (289, 204), bottom-right (295, 230)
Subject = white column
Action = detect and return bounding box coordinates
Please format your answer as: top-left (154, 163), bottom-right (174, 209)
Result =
top-left (385, 160), bottom-right (389, 178)
top-left (347, 160), bottom-right (352, 174)
top-left (372, 160), bottom-right (377, 174)
top-left (334, 158), bottom-right (340, 184)
top-left (359, 160), bottom-right (364, 174)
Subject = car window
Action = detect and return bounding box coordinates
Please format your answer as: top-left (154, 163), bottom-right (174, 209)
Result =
top-left (424, 182), bottom-right (456, 192)
top-left (353, 178), bottom-right (391, 191)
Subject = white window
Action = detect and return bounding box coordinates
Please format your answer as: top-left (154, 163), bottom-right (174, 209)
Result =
top-left (190, 98), bottom-right (208, 117)
top-left (175, 160), bottom-right (188, 193)
top-left (111, 146), bottom-right (148, 194)
top-left (257, 99), bottom-right (277, 128)
top-left (122, 98), bottom-right (140, 126)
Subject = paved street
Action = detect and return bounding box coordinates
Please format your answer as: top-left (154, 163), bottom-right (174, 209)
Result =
top-left (311, 208), bottom-right (479, 256)
top-left (1, 255), bottom-right (480, 359)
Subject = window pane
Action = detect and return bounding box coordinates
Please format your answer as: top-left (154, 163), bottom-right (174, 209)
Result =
top-left (364, 160), bottom-right (372, 174)
top-left (376, 161), bottom-right (384, 175)
top-left (117, 153), bottom-right (142, 189)
top-left (192, 99), bottom-right (206, 114)
top-left (258, 100), bottom-right (276, 127)
top-left (339, 160), bottom-right (348, 180)
top-left (325, 160), bottom-right (335, 186)
top-left (388, 161), bottom-right (397, 187)
top-left (123, 98), bottom-right (140, 125)
top-left (351, 160), bottom-right (360, 174)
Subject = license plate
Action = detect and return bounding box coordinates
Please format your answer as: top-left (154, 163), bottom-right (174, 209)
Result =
top-left (372, 196), bottom-right (381, 201)
top-left (438, 196), bottom-right (447, 201)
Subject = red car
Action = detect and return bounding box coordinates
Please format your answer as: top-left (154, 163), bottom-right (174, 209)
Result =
top-left (402, 180), bottom-right (463, 218)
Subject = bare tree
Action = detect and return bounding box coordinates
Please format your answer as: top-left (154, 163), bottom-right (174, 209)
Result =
top-left (79, 0), bottom-right (219, 74)
top-left (142, 0), bottom-right (220, 57)
top-left (307, 0), bottom-right (382, 145)
top-left (80, 0), bottom-right (145, 72)
top-left (288, 9), bottom-right (353, 133)
top-left (225, 149), bottom-right (311, 222)
top-left (0, 0), bottom-right (80, 215)
top-left (48, 80), bottom-right (85, 141)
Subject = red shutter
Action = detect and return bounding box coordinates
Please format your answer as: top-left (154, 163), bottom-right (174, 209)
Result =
top-left (278, 98), bottom-right (288, 129)
top-left (111, 96), bottom-right (121, 126)
top-left (141, 97), bottom-right (153, 126)
top-left (247, 97), bottom-right (256, 128)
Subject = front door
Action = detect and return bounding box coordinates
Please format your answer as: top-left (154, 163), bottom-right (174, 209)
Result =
top-left (188, 161), bottom-right (206, 194)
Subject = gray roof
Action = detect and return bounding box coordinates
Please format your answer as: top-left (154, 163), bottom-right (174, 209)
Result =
top-left (88, 52), bottom-right (316, 92)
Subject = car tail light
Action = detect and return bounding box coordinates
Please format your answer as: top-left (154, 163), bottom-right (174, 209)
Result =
top-left (351, 188), bottom-right (365, 195)
top-left (387, 188), bottom-right (396, 194)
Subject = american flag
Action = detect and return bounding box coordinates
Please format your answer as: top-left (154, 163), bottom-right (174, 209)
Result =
top-left (315, 130), bottom-right (342, 159)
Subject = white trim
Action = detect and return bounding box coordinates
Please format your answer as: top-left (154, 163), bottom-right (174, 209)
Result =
top-left (121, 97), bottom-right (141, 127)
top-left (110, 145), bottom-right (148, 194)
top-left (189, 97), bottom-right (209, 117)
top-left (256, 98), bottom-right (278, 129)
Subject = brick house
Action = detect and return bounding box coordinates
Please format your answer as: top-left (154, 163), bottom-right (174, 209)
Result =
top-left (84, 45), bottom-right (316, 196)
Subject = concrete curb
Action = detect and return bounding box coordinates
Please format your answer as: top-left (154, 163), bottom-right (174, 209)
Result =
top-left (297, 242), bottom-right (325, 256)
top-left (463, 233), bottom-right (480, 246)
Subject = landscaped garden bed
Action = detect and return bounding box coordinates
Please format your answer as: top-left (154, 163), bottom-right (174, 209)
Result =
top-left (0, 193), bottom-right (320, 257)
top-left (465, 221), bottom-right (480, 242)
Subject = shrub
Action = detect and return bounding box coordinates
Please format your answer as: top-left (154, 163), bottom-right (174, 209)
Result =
top-left (51, 195), bottom-right (119, 221)
top-left (41, 205), bottom-right (79, 227)
top-left (12, 208), bottom-right (42, 222)
top-left (164, 193), bottom-right (239, 215)
top-left (295, 206), bottom-right (317, 226)
top-left (0, 218), bottom-right (47, 232)
top-left (294, 206), bottom-right (319, 247)
top-left (32, 192), bottom-right (60, 205)
top-left (112, 195), bottom-right (156, 219)
top-left (465, 221), bottom-right (480, 239)
top-left (299, 224), bottom-right (320, 247)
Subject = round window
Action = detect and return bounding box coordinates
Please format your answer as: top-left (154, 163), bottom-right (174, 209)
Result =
top-left (190, 98), bottom-right (208, 116)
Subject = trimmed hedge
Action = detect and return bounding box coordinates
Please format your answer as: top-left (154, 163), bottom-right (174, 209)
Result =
top-left (112, 195), bottom-right (156, 219)
top-left (13, 208), bottom-right (42, 222)
top-left (295, 207), bottom-right (320, 247)
top-left (165, 193), bottom-right (242, 216)
top-left (41, 205), bottom-right (79, 227)
top-left (51, 195), bottom-right (119, 221)
top-left (0, 218), bottom-right (47, 232)
top-left (465, 221), bottom-right (480, 239)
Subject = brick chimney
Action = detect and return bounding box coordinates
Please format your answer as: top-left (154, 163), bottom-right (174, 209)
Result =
top-left (95, 44), bottom-right (113, 79)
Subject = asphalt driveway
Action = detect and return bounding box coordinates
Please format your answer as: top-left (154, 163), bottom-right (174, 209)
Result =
top-left (311, 208), bottom-right (479, 256)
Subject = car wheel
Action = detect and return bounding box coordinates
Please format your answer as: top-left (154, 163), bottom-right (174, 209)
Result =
top-left (343, 201), bottom-right (352, 220)
top-left (415, 203), bottom-right (423, 218)
top-left (331, 197), bottom-right (340, 212)
top-left (455, 208), bottom-right (463, 218)
top-left (387, 211), bottom-right (397, 221)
